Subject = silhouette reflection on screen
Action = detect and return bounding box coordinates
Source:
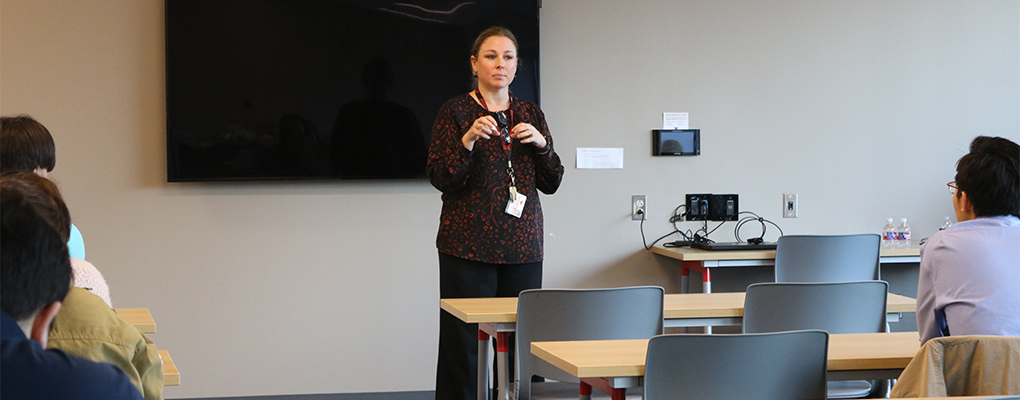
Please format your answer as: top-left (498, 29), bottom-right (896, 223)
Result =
top-left (330, 57), bottom-right (427, 178)
top-left (662, 139), bottom-right (684, 155)
top-left (268, 113), bottom-right (329, 176)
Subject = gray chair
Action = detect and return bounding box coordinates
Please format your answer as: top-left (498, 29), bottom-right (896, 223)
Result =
top-left (774, 234), bottom-right (881, 282)
top-left (643, 330), bottom-right (829, 400)
top-left (744, 281), bottom-right (889, 398)
top-left (516, 286), bottom-right (664, 400)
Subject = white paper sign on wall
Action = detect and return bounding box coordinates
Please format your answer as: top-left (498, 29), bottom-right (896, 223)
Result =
top-left (662, 112), bottom-right (689, 129)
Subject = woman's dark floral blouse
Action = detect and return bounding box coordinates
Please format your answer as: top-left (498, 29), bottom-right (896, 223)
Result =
top-left (427, 94), bottom-right (564, 264)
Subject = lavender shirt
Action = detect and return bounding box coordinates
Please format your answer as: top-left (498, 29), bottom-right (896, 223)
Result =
top-left (917, 215), bottom-right (1020, 344)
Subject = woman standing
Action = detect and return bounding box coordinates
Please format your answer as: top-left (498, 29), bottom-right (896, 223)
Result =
top-left (427, 27), bottom-right (564, 400)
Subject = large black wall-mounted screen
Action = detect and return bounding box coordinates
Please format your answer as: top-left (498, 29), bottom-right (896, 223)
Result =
top-left (166, 0), bottom-right (540, 181)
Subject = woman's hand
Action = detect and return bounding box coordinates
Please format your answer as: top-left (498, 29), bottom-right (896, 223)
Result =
top-left (462, 116), bottom-right (498, 151)
top-left (511, 123), bottom-right (547, 149)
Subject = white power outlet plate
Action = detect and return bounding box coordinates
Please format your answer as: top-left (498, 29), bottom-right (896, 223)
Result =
top-left (784, 193), bottom-right (798, 218)
top-left (632, 195), bottom-right (647, 221)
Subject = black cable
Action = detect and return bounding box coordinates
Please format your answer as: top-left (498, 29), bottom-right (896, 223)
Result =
top-left (689, 221), bottom-right (714, 244)
top-left (669, 204), bottom-right (695, 242)
top-left (734, 211), bottom-right (764, 242)
top-left (764, 218), bottom-right (784, 237)
top-left (668, 204), bottom-right (687, 223)
top-left (639, 210), bottom-right (681, 250)
top-left (732, 211), bottom-right (784, 242)
top-left (706, 220), bottom-right (726, 236)
top-left (643, 202), bottom-right (782, 249)
top-left (641, 206), bottom-right (785, 247)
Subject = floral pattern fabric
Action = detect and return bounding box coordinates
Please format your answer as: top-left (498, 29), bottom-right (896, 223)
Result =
top-left (427, 94), bottom-right (563, 264)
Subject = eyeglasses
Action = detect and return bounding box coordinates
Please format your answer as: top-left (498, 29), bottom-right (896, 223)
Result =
top-left (947, 181), bottom-right (957, 196)
top-left (494, 111), bottom-right (510, 143)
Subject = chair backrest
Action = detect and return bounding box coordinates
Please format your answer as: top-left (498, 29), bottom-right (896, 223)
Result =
top-left (643, 331), bottom-right (829, 400)
top-left (516, 286), bottom-right (664, 400)
top-left (743, 281), bottom-right (888, 334)
top-left (774, 234), bottom-right (881, 282)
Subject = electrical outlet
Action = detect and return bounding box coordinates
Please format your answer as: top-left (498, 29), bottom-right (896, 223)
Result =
top-left (632, 195), bottom-right (647, 221)
top-left (784, 193), bottom-right (798, 218)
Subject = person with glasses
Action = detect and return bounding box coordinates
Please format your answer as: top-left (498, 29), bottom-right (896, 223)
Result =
top-left (427, 27), bottom-right (564, 400)
top-left (917, 136), bottom-right (1020, 345)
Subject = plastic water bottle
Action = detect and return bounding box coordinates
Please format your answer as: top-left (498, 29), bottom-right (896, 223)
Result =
top-left (896, 218), bottom-right (911, 248)
top-left (882, 218), bottom-right (897, 248)
top-left (940, 216), bottom-right (953, 231)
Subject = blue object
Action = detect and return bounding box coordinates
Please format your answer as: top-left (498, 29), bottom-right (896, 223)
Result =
top-left (68, 223), bottom-right (85, 259)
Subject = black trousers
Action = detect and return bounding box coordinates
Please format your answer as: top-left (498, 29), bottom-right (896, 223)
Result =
top-left (435, 253), bottom-right (542, 400)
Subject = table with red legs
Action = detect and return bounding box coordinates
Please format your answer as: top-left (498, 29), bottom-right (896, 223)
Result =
top-left (651, 245), bottom-right (920, 294)
top-left (441, 292), bottom-right (916, 400)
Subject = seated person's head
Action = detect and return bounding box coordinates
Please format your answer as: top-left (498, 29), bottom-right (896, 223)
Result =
top-left (0, 173), bottom-right (72, 346)
top-left (953, 136), bottom-right (1019, 221)
top-left (0, 114), bottom-right (57, 178)
top-left (0, 171), bottom-right (71, 242)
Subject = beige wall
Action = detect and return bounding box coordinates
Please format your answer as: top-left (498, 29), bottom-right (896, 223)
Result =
top-left (1, 0), bottom-right (1017, 398)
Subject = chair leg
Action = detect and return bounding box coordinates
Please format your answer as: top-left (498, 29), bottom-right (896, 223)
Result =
top-left (497, 332), bottom-right (510, 400)
top-left (478, 330), bottom-right (490, 400)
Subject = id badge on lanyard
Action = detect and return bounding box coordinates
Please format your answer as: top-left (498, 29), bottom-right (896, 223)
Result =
top-left (475, 88), bottom-right (526, 218)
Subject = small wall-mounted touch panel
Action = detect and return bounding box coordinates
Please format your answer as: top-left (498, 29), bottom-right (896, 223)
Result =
top-left (653, 129), bottom-right (700, 156)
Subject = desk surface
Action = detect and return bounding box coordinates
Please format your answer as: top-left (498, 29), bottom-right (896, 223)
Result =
top-left (440, 292), bottom-right (916, 324)
top-left (531, 331), bottom-right (921, 379)
top-left (114, 308), bottom-right (155, 334)
top-left (650, 244), bottom-right (921, 262)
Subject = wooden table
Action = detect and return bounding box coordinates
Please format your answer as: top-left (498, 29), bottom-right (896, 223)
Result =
top-left (114, 308), bottom-right (155, 334)
top-left (159, 350), bottom-right (179, 386)
top-left (531, 331), bottom-right (921, 400)
top-left (650, 245), bottom-right (921, 294)
top-left (441, 292), bottom-right (916, 328)
top-left (442, 292), bottom-right (916, 400)
top-left (122, 308), bottom-right (179, 387)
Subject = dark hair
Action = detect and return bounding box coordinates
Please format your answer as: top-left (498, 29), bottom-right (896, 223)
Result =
top-left (471, 27), bottom-right (519, 57)
top-left (955, 136), bottom-right (1020, 218)
top-left (0, 171), bottom-right (72, 241)
top-left (1, 185), bottom-right (72, 322)
top-left (0, 115), bottom-right (57, 174)
top-left (470, 26), bottom-right (519, 80)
